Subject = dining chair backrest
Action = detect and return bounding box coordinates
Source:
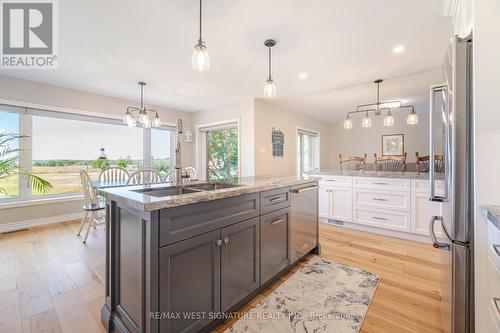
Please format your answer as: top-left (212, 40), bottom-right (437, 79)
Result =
top-left (127, 169), bottom-right (162, 185)
top-left (99, 167), bottom-right (129, 182)
top-left (339, 154), bottom-right (367, 171)
top-left (184, 167), bottom-right (197, 180)
top-left (80, 169), bottom-right (99, 209)
top-left (374, 152), bottom-right (407, 172)
top-left (164, 169), bottom-right (176, 183)
top-left (415, 152), bottom-right (444, 174)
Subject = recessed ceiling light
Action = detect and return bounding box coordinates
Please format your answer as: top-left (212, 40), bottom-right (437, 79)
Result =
top-left (298, 72), bottom-right (308, 80)
top-left (393, 45), bottom-right (405, 54)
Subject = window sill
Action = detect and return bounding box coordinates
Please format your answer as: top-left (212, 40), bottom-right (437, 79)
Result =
top-left (0, 195), bottom-right (83, 210)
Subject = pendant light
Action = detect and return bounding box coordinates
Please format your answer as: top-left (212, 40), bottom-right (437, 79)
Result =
top-left (263, 39), bottom-right (277, 98)
top-left (383, 110), bottom-right (395, 126)
top-left (343, 114), bottom-right (353, 129)
top-left (361, 111), bottom-right (372, 128)
top-left (407, 107), bottom-right (419, 125)
top-left (123, 82), bottom-right (162, 128)
top-left (192, 0), bottom-right (209, 71)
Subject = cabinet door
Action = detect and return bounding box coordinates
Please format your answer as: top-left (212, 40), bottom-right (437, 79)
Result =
top-left (159, 230), bottom-right (221, 333)
top-left (330, 186), bottom-right (353, 222)
top-left (411, 192), bottom-right (443, 237)
top-left (318, 186), bottom-right (331, 219)
top-left (221, 217), bottom-right (260, 311)
top-left (261, 208), bottom-right (290, 284)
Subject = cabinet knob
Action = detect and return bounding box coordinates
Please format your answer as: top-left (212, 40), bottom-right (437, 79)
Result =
top-left (216, 240), bottom-right (223, 246)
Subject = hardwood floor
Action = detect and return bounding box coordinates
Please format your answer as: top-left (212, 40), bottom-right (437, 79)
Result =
top-left (0, 220), bottom-right (443, 333)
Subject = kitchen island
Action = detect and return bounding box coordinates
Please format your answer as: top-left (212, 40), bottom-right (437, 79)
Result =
top-left (98, 176), bottom-right (319, 333)
top-left (309, 170), bottom-right (444, 242)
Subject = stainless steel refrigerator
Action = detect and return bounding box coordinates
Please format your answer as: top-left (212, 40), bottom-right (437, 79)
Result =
top-left (429, 34), bottom-right (474, 333)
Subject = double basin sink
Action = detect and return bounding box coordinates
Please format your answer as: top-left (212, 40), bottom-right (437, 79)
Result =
top-left (132, 182), bottom-right (240, 198)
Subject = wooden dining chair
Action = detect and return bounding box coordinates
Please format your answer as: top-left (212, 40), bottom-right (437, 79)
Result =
top-left (99, 167), bottom-right (129, 182)
top-left (415, 152), bottom-right (444, 174)
top-left (184, 167), bottom-right (197, 181)
top-left (339, 154), bottom-right (367, 171)
top-left (164, 169), bottom-right (176, 183)
top-left (127, 169), bottom-right (162, 185)
top-left (374, 152), bottom-right (407, 172)
top-left (77, 169), bottom-right (105, 243)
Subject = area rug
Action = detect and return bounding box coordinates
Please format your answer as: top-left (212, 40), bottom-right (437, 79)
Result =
top-left (224, 256), bottom-right (380, 333)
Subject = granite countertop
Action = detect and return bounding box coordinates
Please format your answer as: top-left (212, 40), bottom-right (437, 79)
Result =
top-left (484, 204), bottom-right (500, 230)
top-left (98, 175), bottom-right (319, 211)
top-left (309, 169), bottom-right (440, 179)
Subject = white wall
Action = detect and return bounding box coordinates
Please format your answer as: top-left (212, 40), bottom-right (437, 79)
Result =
top-left (254, 99), bottom-right (330, 177)
top-left (473, 0), bottom-right (500, 332)
top-left (329, 112), bottom-right (430, 169)
top-left (192, 99), bottom-right (255, 177)
top-left (0, 75), bottom-right (194, 229)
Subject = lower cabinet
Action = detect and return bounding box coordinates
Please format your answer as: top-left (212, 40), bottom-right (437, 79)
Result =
top-left (411, 191), bottom-right (443, 237)
top-left (221, 217), bottom-right (260, 311)
top-left (260, 208), bottom-right (290, 284)
top-left (318, 186), bottom-right (330, 219)
top-left (318, 185), bottom-right (352, 222)
top-left (159, 230), bottom-right (221, 333)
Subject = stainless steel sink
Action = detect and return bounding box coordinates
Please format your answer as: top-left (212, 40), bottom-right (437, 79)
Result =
top-left (185, 183), bottom-right (240, 191)
top-left (132, 186), bottom-right (203, 197)
top-left (131, 183), bottom-right (240, 197)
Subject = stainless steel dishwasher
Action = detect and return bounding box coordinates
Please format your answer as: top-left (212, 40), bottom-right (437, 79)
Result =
top-left (290, 182), bottom-right (319, 263)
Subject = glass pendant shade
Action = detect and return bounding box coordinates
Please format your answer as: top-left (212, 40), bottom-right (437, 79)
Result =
top-left (140, 113), bottom-right (151, 128)
top-left (343, 116), bottom-right (353, 129)
top-left (361, 112), bottom-right (372, 128)
top-left (192, 42), bottom-right (210, 71)
top-left (407, 111), bottom-right (419, 125)
top-left (124, 112), bottom-right (136, 127)
top-left (263, 78), bottom-right (277, 98)
top-left (152, 115), bottom-right (162, 127)
top-left (383, 111), bottom-right (395, 127)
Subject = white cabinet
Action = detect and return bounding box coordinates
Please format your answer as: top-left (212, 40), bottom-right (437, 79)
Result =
top-left (330, 186), bottom-right (352, 222)
top-left (411, 191), bottom-right (443, 237)
top-left (318, 186), bottom-right (330, 219)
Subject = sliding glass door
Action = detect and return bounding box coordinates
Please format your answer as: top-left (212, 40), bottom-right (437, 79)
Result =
top-left (206, 127), bottom-right (238, 180)
top-left (297, 129), bottom-right (319, 175)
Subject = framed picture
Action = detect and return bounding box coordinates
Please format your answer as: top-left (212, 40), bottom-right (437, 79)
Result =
top-left (382, 134), bottom-right (404, 156)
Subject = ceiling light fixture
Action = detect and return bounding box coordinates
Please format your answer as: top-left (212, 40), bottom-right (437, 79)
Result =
top-left (343, 79), bottom-right (417, 129)
top-left (393, 45), bottom-right (405, 54)
top-left (298, 72), bottom-right (308, 80)
top-left (192, 0), bottom-right (209, 71)
top-left (123, 82), bottom-right (162, 128)
top-left (263, 39), bottom-right (277, 98)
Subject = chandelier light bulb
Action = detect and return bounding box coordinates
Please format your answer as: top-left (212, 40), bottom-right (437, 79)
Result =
top-left (343, 115), bottom-right (353, 129)
top-left (361, 112), bottom-right (372, 128)
top-left (383, 110), bottom-right (395, 127)
top-left (407, 109), bottom-right (419, 125)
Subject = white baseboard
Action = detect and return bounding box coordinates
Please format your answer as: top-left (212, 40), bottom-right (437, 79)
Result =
top-left (319, 218), bottom-right (432, 244)
top-left (0, 212), bottom-right (85, 233)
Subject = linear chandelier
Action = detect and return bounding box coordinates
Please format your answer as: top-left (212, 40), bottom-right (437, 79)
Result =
top-left (343, 79), bottom-right (418, 129)
top-left (123, 82), bottom-right (162, 128)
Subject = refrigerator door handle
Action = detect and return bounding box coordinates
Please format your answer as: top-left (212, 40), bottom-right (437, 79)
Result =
top-left (429, 216), bottom-right (451, 249)
top-left (429, 85), bottom-right (447, 202)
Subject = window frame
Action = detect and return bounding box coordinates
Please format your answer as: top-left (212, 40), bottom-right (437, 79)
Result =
top-left (296, 127), bottom-right (320, 176)
top-left (0, 102), bottom-right (175, 204)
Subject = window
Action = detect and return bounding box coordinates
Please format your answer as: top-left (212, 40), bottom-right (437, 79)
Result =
top-left (151, 128), bottom-right (174, 177)
top-left (0, 103), bottom-right (174, 202)
top-left (206, 127), bottom-right (238, 180)
top-left (31, 114), bottom-right (143, 196)
top-left (0, 108), bottom-right (21, 199)
top-left (297, 129), bottom-right (319, 175)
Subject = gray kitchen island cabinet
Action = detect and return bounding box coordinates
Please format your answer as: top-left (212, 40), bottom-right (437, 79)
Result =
top-left (99, 176), bottom-right (319, 333)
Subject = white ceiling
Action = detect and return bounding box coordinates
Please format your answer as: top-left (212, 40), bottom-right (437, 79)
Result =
top-left (0, 0), bottom-right (452, 123)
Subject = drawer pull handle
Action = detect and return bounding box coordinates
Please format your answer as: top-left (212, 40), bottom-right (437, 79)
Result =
top-left (493, 244), bottom-right (500, 257)
top-left (270, 197), bottom-right (285, 203)
top-left (291, 186), bottom-right (319, 193)
top-left (373, 182), bottom-right (389, 185)
top-left (372, 216), bottom-right (388, 221)
top-left (224, 237), bottom-right (229, 244)
top-left (373, 198), bottom-right (388, 201)
top-left (326, 179), bottom-right (336, 182)
top-left (494, 297), bottom-right (500, 315)
top-left (271, 218), bottom-right (285, 225)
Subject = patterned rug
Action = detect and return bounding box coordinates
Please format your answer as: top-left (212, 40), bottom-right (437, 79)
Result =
top-left (224, 256), bottom-right (380, 333)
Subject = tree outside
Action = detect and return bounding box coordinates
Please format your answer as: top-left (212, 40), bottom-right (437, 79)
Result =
top-left (207, 128), bottom-right (238, 180)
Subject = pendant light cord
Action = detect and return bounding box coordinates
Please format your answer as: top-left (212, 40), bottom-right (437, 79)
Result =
top-left (140, 84), bottom-right (144, 110)
top-left (199, 0), bottom-right (203, 43)
top-left (268, 45), bottom-right (272, 80)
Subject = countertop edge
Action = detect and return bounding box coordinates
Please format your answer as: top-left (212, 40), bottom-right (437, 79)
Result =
top-left (309, 170), bottom-right (437, 179)
top-left (483, 204), bottom-right (500, 230)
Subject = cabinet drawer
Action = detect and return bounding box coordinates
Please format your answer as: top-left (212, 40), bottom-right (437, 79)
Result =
top-left (354, 189), bottom-right (410, 211)
top-left (353, 207), bottom-right (411, 232)
top-left (261, 208), bottom-right (290, 284)
top-left (354, 177), bottom-right (410, 191)
top-left (319, 175), bottom-right (352, 187)
top-left (159, 193), bottom-right (259, 246)
top-left (260, 187), bottom-right (290, 214)
top-left (411, 179), bottom-right (445, 195)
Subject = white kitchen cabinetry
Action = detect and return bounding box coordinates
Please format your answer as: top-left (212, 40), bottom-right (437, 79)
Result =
top-left (318, 186), bottom-right (330, 219)
top-left (318, 176), bottom-right (352, 222)
top-left (411, 180), bottom-right (443, 237)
